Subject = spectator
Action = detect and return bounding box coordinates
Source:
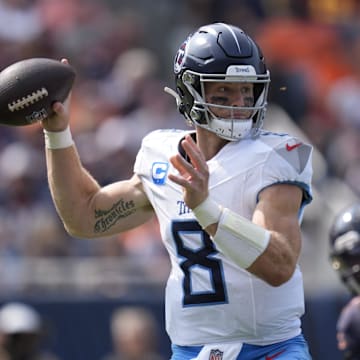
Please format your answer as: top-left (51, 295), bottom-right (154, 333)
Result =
top-left (101, 306), bottom-right (164, 360)
top-left (0, 302), bottom-right (60, 360)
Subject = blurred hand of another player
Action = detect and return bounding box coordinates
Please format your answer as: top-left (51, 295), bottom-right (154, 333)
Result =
top-left (41, 58), bottom-right (71, 132)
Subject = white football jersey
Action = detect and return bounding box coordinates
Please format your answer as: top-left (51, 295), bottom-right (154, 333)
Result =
top-left (134, 129), bottom-right (313, 346)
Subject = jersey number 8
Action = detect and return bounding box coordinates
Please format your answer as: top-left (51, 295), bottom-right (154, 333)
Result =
top-left (172, 220), bottom-right (228, 306)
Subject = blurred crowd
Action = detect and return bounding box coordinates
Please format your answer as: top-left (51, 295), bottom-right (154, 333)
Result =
top-left (0, 301), bottom-right (165, 360)
top-left (0, 0), bottom-right (360, 294)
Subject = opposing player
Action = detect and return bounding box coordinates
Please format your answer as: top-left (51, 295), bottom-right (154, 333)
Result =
top-left (329, 204), bottom-right (360, 359)
top-left (41, 23), bottom-right (313, 359)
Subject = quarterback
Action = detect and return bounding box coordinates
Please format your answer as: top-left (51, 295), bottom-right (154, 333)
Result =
top-left (41, 23), bottom-right (313, 359)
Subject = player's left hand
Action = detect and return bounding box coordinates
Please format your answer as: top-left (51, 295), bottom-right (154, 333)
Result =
top-left (168, 134), bottom-right (209, 209)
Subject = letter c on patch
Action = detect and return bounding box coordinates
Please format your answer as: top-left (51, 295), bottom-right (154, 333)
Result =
top-left (152, 162), bottom-right (169, 185)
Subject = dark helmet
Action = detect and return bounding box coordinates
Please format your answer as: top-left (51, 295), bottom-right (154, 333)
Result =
top-left (329, 204), bottom-right (360, 295)
top-left (166, 22), bottom-right (270, 141)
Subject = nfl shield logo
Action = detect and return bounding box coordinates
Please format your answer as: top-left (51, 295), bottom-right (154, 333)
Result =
top-left (209, 349), bottom-right (223, 360)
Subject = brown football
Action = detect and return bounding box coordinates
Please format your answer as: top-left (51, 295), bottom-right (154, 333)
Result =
top-left (0, 58), bottom-right (76, 126)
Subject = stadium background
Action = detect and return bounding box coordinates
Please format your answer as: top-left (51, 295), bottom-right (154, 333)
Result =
top-left (0, 0), bottom-right (359, 358)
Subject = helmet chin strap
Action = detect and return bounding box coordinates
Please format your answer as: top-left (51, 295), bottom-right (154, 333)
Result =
top-left (203, 104), bottom-right (256, 141)
top-left (209, 118), bottom-right (253, 141)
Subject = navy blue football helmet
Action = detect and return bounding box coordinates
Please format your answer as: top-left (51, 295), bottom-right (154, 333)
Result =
top-left (329, 204), bottom-right (360, 295)
top-left (165, 22), bottom-right (270, 141)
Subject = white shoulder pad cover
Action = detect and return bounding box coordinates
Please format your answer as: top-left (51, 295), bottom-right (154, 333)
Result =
top-left (134, 129), bottom-right (187, 175)
top-left (261, 135), bottom-right (313, 202)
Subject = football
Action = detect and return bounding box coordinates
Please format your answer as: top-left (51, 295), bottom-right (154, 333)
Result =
top-left (0, 58), bottom-right (76, 126)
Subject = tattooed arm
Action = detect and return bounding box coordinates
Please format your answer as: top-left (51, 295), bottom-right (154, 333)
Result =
top-left (46, 146), bottom-right (153, 238)
top-left (46, 145), bottom-right (153, 239)
top-left (43, 90), bottom-right (153, 239)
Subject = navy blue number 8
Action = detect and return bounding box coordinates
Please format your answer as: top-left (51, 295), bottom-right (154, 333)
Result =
top-left (172, 220), bottom-right (227, 306)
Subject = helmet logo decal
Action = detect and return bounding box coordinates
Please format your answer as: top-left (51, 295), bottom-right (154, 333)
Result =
top-left (174, 37), bottom-right (189, 74)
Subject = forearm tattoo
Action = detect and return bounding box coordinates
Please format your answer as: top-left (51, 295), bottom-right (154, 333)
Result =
top-left (94, 198), bottom-right (136, 233)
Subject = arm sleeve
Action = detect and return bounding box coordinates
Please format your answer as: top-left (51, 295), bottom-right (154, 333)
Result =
top-left (259, 138), bottom-right (313, 214)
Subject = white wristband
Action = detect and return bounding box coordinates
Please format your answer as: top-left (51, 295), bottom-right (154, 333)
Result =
top-left (44, 126), bottom-right (74, 149)
top-left (192, 197), bottom-right (223, 229)
top-left (213, 208), bottom-right (271, 269)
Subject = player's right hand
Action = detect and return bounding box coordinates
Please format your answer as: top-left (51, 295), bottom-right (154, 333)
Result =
top-left (42, 58), bottom-right (71, 132)
top-left (41, 97), bottom-right (71, 132)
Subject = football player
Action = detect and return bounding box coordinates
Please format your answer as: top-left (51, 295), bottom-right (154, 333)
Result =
top-left (41, 23), bottom-right (313, 359)
top-left (330, 204), bottom-right (360, 360)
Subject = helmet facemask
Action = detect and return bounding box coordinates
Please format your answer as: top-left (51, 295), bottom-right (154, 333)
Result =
top-left (180, 65), bottom-right (270, 141)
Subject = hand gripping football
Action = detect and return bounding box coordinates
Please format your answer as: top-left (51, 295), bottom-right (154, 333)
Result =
top-left (0, 58), bottom-right (76, 126)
